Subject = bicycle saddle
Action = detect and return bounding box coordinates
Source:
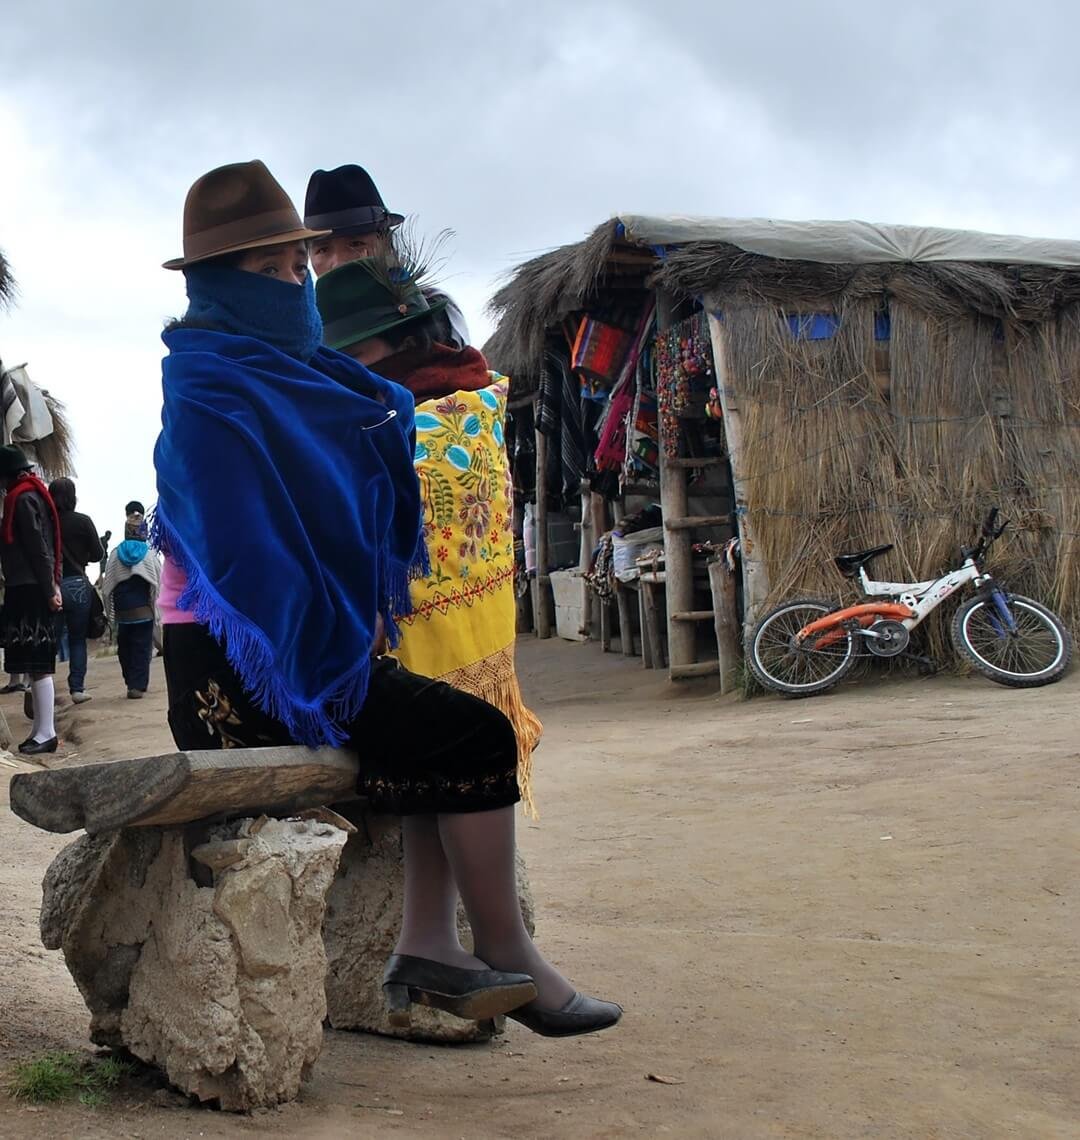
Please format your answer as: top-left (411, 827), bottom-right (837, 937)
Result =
top-left (834, 543), bottom-right (894, 578)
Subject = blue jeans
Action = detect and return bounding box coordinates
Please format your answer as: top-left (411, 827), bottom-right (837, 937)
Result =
top-left (59, 574), bottom-right (92, 693)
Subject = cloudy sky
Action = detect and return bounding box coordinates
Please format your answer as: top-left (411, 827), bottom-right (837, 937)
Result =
top-left (1, 0), bottom-right (1079, 530)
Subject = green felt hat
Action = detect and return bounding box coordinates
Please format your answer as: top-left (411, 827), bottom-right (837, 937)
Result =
top-left (316, 259), bottom-right (447, 352)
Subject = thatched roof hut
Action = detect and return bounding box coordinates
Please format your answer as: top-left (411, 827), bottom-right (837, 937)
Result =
top-left (486, 216), bottom-right (1080, 660)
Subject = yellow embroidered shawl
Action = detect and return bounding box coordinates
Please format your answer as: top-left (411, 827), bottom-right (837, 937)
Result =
top-left (392, 374), bottom-right (542, 814)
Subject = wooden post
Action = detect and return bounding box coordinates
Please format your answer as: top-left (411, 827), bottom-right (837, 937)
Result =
top-left (637, 586), bottom-right (653, 668)
top-left (641, 576), bottom-right (667, 669)
top-left (534, 427), bottom-right (553, 639)
top-left (615, 582), bottom-right (635, 657)
top-left (657, 289), bottom-right (696, 674)
top-left (578, 483), bottom-right (594, 639)
top-left (705, 304), bottom-right (771, 634)
top-left (708, 557), bottom-right (740, 694)
top-left (513, 497), bottom-right (531, 634)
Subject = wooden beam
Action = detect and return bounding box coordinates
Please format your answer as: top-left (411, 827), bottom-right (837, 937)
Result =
top-left (657, 287), bottom-right (696, 676)
top-left (669, 660), bottom-right (720, 679)
top-left (708, 557), bottom-right (741, 695)
top-left (615, 582), bottom-right (636, 657)
top-left (641, 579), bottom-right (667, 669)
top-left (664, 514), bottom-right (731, 531)
top-left (664, 456), bottom-right (726, 469)
top-left (705, 305), bottom-right (771, 632)
top-left (637, 585), bottom-right (654, 668)
top-left (671, 610), bottom-right (715, 622)
top-left (9, 746), bottom-right (361, 835)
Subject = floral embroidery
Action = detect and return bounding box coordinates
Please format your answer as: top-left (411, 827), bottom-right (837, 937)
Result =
top-left (194, 679), bottom-right (246, 749)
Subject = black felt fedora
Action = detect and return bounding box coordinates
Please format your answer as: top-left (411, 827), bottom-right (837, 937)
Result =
top-left (304, 165), bottom-right (405, 236)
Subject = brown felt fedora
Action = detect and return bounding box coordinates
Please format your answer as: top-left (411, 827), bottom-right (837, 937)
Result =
top-left (163, 160), bottom-right (331, 270)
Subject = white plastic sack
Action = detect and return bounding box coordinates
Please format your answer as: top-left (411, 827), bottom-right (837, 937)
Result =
top-left (612, 526), bottom-right (664, 582)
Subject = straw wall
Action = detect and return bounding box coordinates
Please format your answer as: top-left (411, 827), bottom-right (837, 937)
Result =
top-left (720, 291), bottom-right (1080, 659)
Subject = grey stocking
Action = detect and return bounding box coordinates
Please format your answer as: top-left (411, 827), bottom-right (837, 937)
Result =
top-left (394, 814), bottom-right (485, 969)
top-left (438, 805), bottom-right (574, 1008)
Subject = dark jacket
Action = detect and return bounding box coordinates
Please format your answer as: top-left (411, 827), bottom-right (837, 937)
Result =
top-left (0, 490), bottom-right (58, 598)
top-left (58, 509), bottom-right (104, 578)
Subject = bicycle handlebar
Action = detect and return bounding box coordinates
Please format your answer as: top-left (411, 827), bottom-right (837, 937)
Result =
top-left (967, 507), bottom-right (1008, 562)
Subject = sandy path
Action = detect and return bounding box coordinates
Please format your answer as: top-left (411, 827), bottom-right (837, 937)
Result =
top-left (0, 640), bottom-right (1077, 1138)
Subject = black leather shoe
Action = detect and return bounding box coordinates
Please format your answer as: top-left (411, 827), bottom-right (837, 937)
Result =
top-left (382, 954), bottom-right (537, 1027)
top-left (0, 682), bottom-right (28, 694)
top-left (507, 992), bottom-right (622, 1037)
top-left (19, 735), bottom-right (57, 756)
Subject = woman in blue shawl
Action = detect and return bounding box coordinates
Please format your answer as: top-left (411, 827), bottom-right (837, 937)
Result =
top-left (155, 162), bottom-right (619, 1040)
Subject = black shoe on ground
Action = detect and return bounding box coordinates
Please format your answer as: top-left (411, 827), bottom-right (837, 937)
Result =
top-left (0, 682), bottom-right (28, 694)
top-left (382, 954), bottom-right (537, 1027)
top-left (18, 735), bottom-right (58, 756)
top-left (506, 991), bottom-right (623, 1037)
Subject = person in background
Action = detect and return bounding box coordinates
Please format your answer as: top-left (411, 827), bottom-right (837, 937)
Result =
top-left (0, 672), bottom-right (28, 693)
top-left (102, 509), bottom-right (160, 699)
top-left (304, 165), bottom-right (471, 349)
top-left (0, 445), bottom-right (62, 753)
top-left (48, 477), bottom-right (103, 704)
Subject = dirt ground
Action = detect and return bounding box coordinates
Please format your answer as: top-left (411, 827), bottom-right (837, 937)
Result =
top-left (0, 638), bottom-right (1077, 1139)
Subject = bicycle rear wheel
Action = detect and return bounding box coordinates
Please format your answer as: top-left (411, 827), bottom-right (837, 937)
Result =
top-left (748, 597), bottom-right (857, 696)
top-left (951, 593), bottom-right (1072, 687)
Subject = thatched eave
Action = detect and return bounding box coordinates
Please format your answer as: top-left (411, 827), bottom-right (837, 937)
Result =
top-left (0, 246), bottom-right (15, 310)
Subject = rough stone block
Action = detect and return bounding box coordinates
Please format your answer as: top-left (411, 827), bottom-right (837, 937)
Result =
top-left (41, 816), bottom-right (348, 1110)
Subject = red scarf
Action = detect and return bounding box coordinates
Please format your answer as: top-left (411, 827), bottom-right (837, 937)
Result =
top-left (2, 472), bottom-right (62, 584)
top-left (374, 344), bottom-right (492, 404)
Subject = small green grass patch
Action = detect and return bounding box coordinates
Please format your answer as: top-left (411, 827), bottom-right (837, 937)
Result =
top-left (7, 1050), bottom-right (136, 1107)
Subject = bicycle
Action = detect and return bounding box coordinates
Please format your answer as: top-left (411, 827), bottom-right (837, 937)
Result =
top-left (747, 509), bottom-right (1073, 696)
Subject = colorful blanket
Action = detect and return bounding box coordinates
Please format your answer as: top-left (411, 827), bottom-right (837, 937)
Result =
top-left (392, 374), bottom-right (543, 815)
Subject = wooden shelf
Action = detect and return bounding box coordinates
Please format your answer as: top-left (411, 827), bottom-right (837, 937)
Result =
top-left (669, 660), bottom-right (720, 679)
top-left (665, 456), bottom-right (726, 469)
top-left (665, 514), bottom-right (731, 531)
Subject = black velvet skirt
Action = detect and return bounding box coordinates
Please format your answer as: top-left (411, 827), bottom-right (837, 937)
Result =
top-left (2, 584), bottom-right (57, 676)
top-left (162, 623), bottom-right (520, 815)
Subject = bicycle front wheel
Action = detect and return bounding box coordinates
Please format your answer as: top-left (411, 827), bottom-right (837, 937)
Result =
top-left (748, 597), bottom-right (857, 696)
top-left (951, 593), bottom-right (1072, 687)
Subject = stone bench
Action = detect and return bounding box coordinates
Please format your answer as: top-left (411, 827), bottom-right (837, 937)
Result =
top-left (12, 747), bottom-right (534, 1111)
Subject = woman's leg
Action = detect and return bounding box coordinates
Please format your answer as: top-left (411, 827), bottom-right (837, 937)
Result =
top-left (354, 662), bottom-right (573, 1005)
top-left (28, 672), bottom-right (56, 743)
top-left (61, 577), bottom-right (91, 694)
top-left (438, 807), bottom-right (574, 1008)
top-left (126, 621), bottom-right (154, 691)
top-left (116, 624), bottom-right (132, 689)
top-left (394, 814), bottom-right (485, 969)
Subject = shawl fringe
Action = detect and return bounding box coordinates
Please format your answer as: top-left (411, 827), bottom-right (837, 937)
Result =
top-left (154, 512), bottom-right (379, 748)
top-left (436, 646), bottom-right (543, 819)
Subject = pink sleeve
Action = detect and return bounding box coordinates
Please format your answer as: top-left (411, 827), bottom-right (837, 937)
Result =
top-left (159, 555), bottom-right (198, 625)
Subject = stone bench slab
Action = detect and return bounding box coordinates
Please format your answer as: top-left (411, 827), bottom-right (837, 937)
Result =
top-left (10, 746), bottom-right (360, 835)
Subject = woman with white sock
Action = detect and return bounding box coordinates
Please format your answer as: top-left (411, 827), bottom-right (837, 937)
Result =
top-left (0, 445), bottom-right (62, 754)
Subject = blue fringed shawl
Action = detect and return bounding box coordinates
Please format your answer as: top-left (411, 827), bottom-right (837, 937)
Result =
top-left (153, 327), bottom-right (427, 747)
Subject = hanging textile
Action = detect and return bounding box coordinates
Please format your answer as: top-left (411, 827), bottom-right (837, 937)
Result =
top-left (654, 310), bottom-right (714, 459)
top-left (536, 350), bottom-right (586, 504)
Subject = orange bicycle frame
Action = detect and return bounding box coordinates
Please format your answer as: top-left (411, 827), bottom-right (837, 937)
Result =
top-left (797, 602), bottom-right (916, 650)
